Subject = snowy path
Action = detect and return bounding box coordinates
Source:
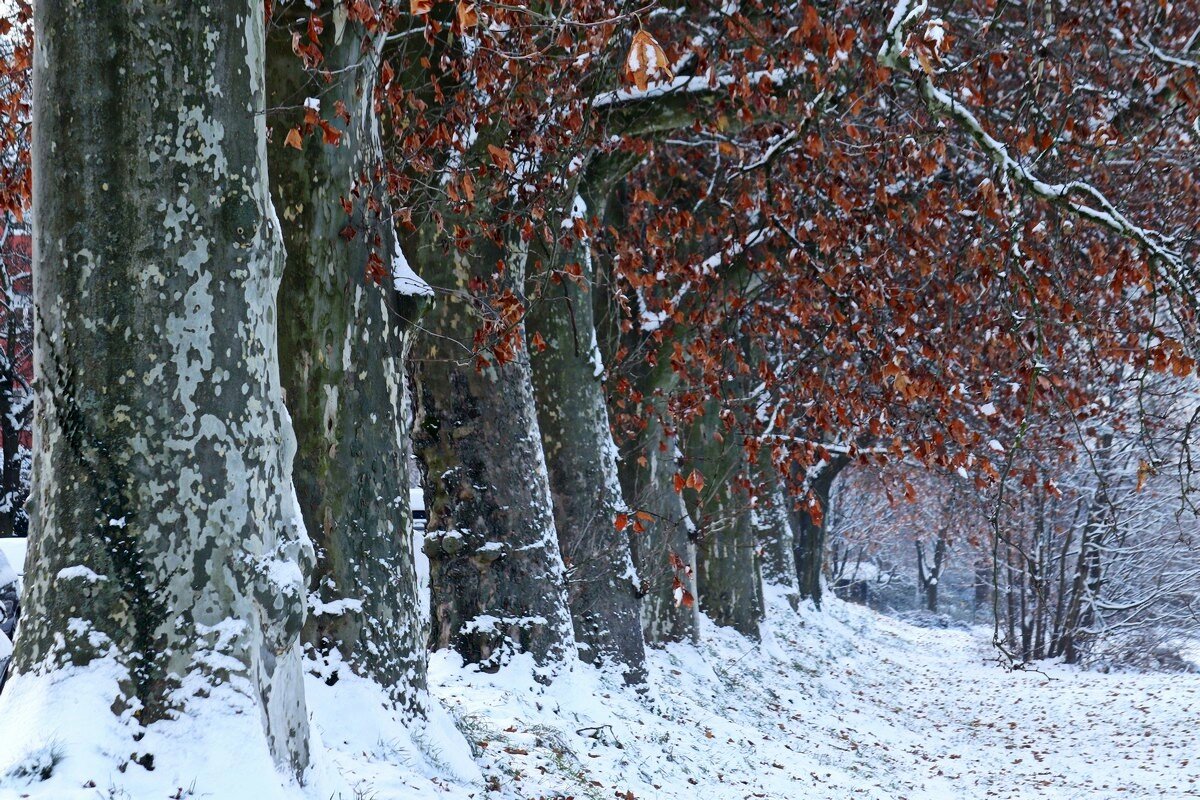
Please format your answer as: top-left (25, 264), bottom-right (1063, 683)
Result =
top-left (825, 616), bottom-right (1200, 799)
top-left (381, 596), bottom-right (1200, 800)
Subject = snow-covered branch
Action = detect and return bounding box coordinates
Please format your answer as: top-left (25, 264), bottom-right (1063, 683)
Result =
top-left (879, 2), bottom-right (1198, 308)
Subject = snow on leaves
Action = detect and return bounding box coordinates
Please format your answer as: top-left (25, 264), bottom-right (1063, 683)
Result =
top-left (622, 30), bottom-right (673, 92)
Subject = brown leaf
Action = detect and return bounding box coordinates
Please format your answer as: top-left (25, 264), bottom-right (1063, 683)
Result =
top-left (456, 1), bottom-right (478, 29)
top-left (622, 29), bottom-right (673, 91)
top-left (487, 144), bottom-right (515, 172)
top-left (318, 119), bottom-right (342, 146)
top-left (284, 127), bottom-right (303, 150)
top-left (366, 251), bottom-right (387, 285)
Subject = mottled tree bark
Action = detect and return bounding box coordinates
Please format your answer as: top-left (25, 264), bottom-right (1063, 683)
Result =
top-left (620, 409), bottom-right (701, 645)
top-left (409, 232), bottom-right (575, 672)
top-left (528, 225), bottom-right (646, 685)
top-left (686, 406), bottom-right (762, 638)
top-left (791, 457), bottom-right (848, 609)
top-left (754, 462), bottom-right (799, 607)
top-left (8, 0), bottom-right (312, 777)
top-left (267, 3), bottom-right (427, 714)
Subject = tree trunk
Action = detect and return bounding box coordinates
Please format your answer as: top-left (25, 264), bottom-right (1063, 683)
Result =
top-left (528, 231), bottom-right (646, 685)
top-left (620, 407), bottom-right (701, 645)
top-left (409, 232), bottom-right (575, 672)
top-left (915, 532), bottom-right (946, 613)
top-left (687, 405), bottom-right (762, 639)
top-left (1058, 435), bottom-right (1114, 664)
top-left (267, 3), bottom-right (428, 714)
top-left (791, 457), bottom-right (848, 609)
top-left (0, 247), bottom-right (28, 539)
top-left (7, 0), bottom-right (312, 779)
top-left (755, 461), bottom-right (799, 605)
top-left (972, 558), bottom-right (990, 622)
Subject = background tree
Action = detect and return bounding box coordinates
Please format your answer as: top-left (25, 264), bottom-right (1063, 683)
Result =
top-left (0, 7), bottom-right (30, 542)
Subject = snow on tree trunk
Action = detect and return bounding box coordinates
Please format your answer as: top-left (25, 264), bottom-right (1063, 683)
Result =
top-left (528, 230), bottom-right (647, 686)
top-left (755, 461), bottom-right (799, 607)
top-left (267, 4), bottom-right (428, 715)
top-left (621, 409), bottom-right (701, 645)
top-left (687, 405), bottom-right (762, 639)
top-left (410, 232), bottom-right (575, 673)
top-left (0, 0), bottom-right (313, 785)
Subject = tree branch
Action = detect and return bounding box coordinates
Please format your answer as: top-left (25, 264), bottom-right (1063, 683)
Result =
top-left (879, 1), bottom-right (1199, 312)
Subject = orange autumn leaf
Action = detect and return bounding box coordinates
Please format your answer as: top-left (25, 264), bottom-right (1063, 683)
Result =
top-left (487, 143), bottom-right (515, 172)
top-left (456, 1), bottom-right (478, 29)
top-left (622, 29), bottom-right (673, 91)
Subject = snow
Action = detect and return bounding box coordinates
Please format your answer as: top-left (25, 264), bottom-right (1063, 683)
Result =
top-left (0, 566), bottom-right (1196, 798)
top-left (592, 68), bottom-right (791, 109)
top-left (310, 590), bottom-right (1200, 799)
top-left (392, 241), bottom-right (434, 297)
top-left (0, 648), bottom-right (306, 800)
top-left (53, 566), bottom-right (105, 584)
top-left (0, 539), bottom-right (25, 587)
top-left (307, 596), bottom-right (364, 617)
top-left (0, 550), bottom-right (15, 592)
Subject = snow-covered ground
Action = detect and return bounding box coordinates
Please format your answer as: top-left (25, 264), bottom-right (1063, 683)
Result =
top-left (310, 586), bottom-right (1199, 800)
top-left (0, 566), bottom-right (1196, 798)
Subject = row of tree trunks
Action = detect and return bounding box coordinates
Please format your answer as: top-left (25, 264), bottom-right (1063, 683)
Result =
top-left (266, 5), bottom-right (427, 714)
top-left (2, 1), bottom-right (857, 789)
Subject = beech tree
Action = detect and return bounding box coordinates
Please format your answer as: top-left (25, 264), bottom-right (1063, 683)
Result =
top-left (527, 183), bottom-right (648, 684)
top-left (0, 219), bottom-right (29, 540)
top-left (2, 0), bottom-right (314, 781)
top-left (266, 0), bottom-right (429, 715)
